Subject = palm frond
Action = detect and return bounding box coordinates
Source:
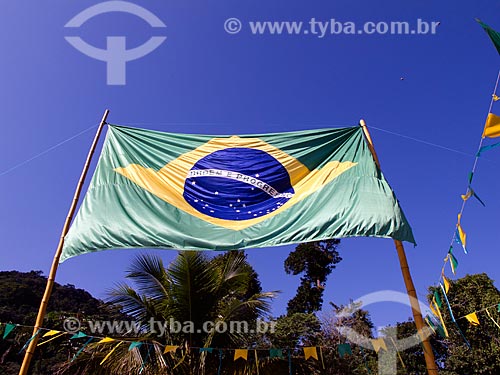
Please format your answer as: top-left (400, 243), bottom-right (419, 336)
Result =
top-left (211, 251), bottom-right (256, 300)
top-left (207, 291), bottom-right (278, 347)
top-left (219, 291), bottom-right (277, 322)
top-left (166, 251), bottom-right (218, 322)
top-left (125, 253), bottom-right (170, 301)
top-left (107, 283), bottom-right (161, 322)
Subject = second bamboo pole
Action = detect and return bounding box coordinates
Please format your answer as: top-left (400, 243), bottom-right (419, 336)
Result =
top-left (360, 119), bottom-right (439, 375)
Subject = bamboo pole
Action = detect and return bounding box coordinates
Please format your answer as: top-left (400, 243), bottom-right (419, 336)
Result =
top-left (19, 109), bottom-right (110, 375)
top-left (359, 119), bottom-right (439, 375)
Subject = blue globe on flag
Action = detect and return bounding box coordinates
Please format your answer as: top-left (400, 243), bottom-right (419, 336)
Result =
top-left (183, 148), bottom-right (295, 221)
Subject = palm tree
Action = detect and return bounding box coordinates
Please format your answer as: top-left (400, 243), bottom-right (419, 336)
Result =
top-left (58, 251), bottom-right (276, 374)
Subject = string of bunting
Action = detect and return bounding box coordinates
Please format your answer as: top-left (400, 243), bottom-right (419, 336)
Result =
top-left (426, 283), bottom-right (500, 336)
top-left (0, 321), bottom-right (399, 371)
top-left (424, 19), bottom-right (500, 346)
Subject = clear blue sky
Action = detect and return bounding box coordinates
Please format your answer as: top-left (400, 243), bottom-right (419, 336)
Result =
top-left (1, 0), bottom-right (499, 330)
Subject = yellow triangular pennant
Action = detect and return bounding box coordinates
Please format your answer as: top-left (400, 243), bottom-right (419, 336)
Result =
top-left (98, 337), bottom-right (115, 344)
top-left (457, 224), bottom-right (466, 248)
top-left (483, 113), bottom-right (500, 138)
top-left (433, 301), bottom-right (449, 337)
top-left (493, 94), bottom-right (499, 102)
top-left (163, 345), bottom-right (179, 354)
top-left (443, 276), bottom-right (451, 294)
top-left (429, 298), bottom-right (439, 317)
top-left (100, 342), bottom-right (123, 365)
top-left (465, 312), bottom-right (480, 326)
top-left (42, 330), bottom-right (61, 337)
top-left (303, 347), bottom-right (318, 360)
top-left (461, 189), bottom-right (473, 201)
top-left (371, 338), bottom-right (387, 353)
top-left (234, 349), bottom-right (248, 361)
top-left (37, 332), bottom-right (66, 346)
top-left (424, 316), bottom-right (436, 334)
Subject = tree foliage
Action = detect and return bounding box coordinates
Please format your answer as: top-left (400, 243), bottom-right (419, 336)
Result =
top-left (318, 301), bottom-right (378, 374)
top-left (266, 313), bottom-right (321, 349)
top-left (433, 273), bottom-right (500, 374)
top-left (378, 320), bottom-right (447, 375)
top-left (284, 240), bottom-right (342, 314)
top-left (0, 271), bottom-right (124, 375)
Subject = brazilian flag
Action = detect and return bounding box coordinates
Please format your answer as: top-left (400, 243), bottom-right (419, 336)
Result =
top-left (61, 125), bottom-right (415, 262)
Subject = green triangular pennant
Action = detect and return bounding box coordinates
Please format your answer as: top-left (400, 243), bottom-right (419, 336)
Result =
top-left (129, 341), bottom-right (143, 351)
top-left (476, 19), bottom-right (500, 55)
top-left (70, 331), bottom-right (88, 339)
top-left (18, 330), bottom-right (41, 353)
top-left (338, 343), bottom-right (352, 358)
top-left (2, 323), bottom-right (16, 339)
top-left (477, 141), bottom-right (500, 156)
top-left (472, 191), bottom-right (486, 207)
top-left (436, 324), bottom-right (446, 338)
top-left (468, 172), bottom-right (474, 184)
top-left (270, 348), bottom-right (283, 359)
top-left (434, 290), bottom-right (443, 308)
top-left (448, 249), bottom-right (459, 274)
